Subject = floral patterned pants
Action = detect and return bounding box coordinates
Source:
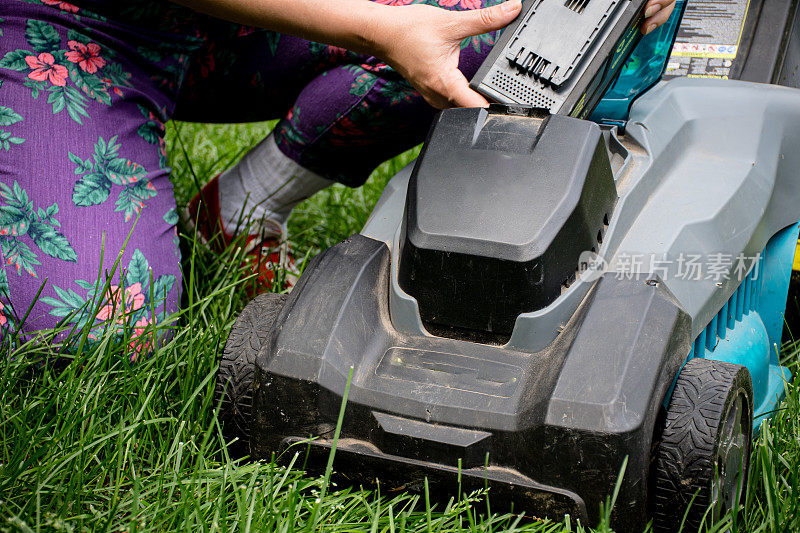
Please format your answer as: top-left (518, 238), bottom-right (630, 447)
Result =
top-left (0, 0), bottom-right (499, 344)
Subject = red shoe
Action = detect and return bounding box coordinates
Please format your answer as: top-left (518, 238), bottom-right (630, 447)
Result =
top-left (182, 175), bottom-right (298, 291)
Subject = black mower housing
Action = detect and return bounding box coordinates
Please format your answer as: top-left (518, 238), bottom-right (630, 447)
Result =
top-left (250, 108), bottom-right (693, 531)
top-left (252, 236), bottom-right (691, 530)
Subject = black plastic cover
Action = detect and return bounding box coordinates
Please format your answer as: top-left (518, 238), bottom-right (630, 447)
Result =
top-left (398, 105), bottom-right (617, 336)
top-left (249, 233), bottom-right (692, 530)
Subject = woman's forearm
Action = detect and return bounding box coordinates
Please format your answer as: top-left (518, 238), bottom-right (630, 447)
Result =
top-left (172, 0), bottom-right (523, 108)
top-left (172, 0), bottom-right (391, 56)
top-left (171, 0), bottom-right (676, 109)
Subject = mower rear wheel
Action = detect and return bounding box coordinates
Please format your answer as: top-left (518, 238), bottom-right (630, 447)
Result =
top-left (215, 292), bottom-right (287, 448)
top-left (651, 358), bottom-right (753, 532)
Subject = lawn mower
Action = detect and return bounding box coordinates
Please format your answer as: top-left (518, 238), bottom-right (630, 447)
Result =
top-left (215, 1), bottom-right (800, 530)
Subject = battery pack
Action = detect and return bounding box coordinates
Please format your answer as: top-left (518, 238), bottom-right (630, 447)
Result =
top-left (470, 0), bottom-right (647, 118)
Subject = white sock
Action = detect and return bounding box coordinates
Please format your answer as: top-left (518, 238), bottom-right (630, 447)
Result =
top-left (218, 133), bottom-right (333, 238)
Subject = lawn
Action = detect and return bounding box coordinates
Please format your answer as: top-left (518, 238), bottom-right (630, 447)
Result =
top-left (1, 121), bottom-right (799, 532)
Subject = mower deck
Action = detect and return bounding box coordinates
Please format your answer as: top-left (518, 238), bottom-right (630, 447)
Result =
top-left (241, 79), bottom-right (800, 530)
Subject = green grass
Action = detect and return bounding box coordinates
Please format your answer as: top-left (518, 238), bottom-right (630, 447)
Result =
top-left (1, 121), bottom-right (799, 532)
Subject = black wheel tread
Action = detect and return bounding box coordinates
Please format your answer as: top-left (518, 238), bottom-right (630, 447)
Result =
top-left (651, 358), bottom-right (752, 532)
top-left (215, 293), bottom-right (286, 443)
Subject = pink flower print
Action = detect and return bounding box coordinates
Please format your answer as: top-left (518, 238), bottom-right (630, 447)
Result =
top-left (96, 287), bottom-right (121, 321)
top-left (376, 0), bottom-right (415, 4)
top-left (330, 116), bottom-right (371, 146)
top-left (25, 53), bottom-right (68, 87)
top-left (132, 317), bottom-right (150, 337)
top-left (436, 0), bottom-right (479, 8)
top-left (327, 46), bottom-right (349, 62)
top-left (128, 316), bottom-right (156, 360)
top-left (197, 43), bottom-right (216, 78)
top-left (41, 0), bottom-right (80, 13)
top-left (101, 77), bottom-right (124, 97)
top-left (4, 247), bottom-right (37, 276)
top-left (0, 303), bottom-right (6, 342)
top-left (363, 62), bottom-right (391, 74)
top-left (124, 283), bottom-right (146, 313)
top-left (0, 220), bottom-right (27, 236)
top-left (96, 283), bottom-right (146, 322)
top-left (65, 41), bottom-right (106, 74)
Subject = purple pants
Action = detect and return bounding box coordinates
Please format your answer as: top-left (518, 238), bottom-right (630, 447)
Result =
top-left (0, 0), bottom-right (499, 344)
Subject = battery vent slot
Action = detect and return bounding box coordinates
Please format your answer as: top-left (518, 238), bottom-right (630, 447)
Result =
top-left (565, 0), bottom-right (591, 14)
top-left (491, 71), bottom-right (556, 108)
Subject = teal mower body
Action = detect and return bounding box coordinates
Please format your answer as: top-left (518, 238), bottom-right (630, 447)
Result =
top-left (595, 0), bottom-right (797, 433)
top-left (684, 223), bottom-right (797, 432)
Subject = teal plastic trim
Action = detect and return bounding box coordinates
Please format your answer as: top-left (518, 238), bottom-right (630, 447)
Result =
top-left (680, 223), bottom-right (799, 434)
top-left (759, 222), bottom-right (799, 350)
top-left (590, 0), bottom-right (687, 123)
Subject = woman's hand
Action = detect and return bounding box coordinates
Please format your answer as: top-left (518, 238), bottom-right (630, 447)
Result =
top-left (373, 0), bottom-right (679, 109)
top-left (373, 0), bottom-right (522, 109)
top-left (642, 0), bottom-right (677, 34)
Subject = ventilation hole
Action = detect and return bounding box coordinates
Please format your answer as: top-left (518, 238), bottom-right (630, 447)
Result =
top-left (565, 0), bottom-right (591, 14)
top-left (597, 230), bottom-right (603, 245)
top-left (490, 71), bottom-right (556, 109)
top-left (603, 213), bottom-right (609, 226)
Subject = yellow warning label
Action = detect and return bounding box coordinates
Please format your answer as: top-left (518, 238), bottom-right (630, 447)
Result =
top-left (670, 51), bottom-right (737, 59)
top-left (686, 74), bottom-right (730, 79)
top-left (664, 0), bottom-right (752, 79)
top-left (793, 240), bottom-right (800, 271)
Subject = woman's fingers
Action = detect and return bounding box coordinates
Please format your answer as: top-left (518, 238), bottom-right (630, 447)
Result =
top-left (378, 0), bottom-right (521, 109)
top-left (442, 70), bottom-right (490, 109)
top-left (379, 1), bottom-right (520, 109)
top-left (454, 0), bottom-right (522, 39)
top-left (427, 0), bottom-right (519, 108)
top-left (641, 0), bottom-right (677, 34)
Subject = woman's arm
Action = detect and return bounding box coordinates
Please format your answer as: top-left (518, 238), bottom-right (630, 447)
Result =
top-left (173, 0), bottom-right (677, 109)
top-left (172, 0), bottom-right (444, 55)
top-left (174, 0), bottom-right (521, 108)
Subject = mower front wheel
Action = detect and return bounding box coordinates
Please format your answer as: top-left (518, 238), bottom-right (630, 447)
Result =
top-left (215, 292), bottom-right (287, 449)
top-left (651, 357), bottom-right (753, 532)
